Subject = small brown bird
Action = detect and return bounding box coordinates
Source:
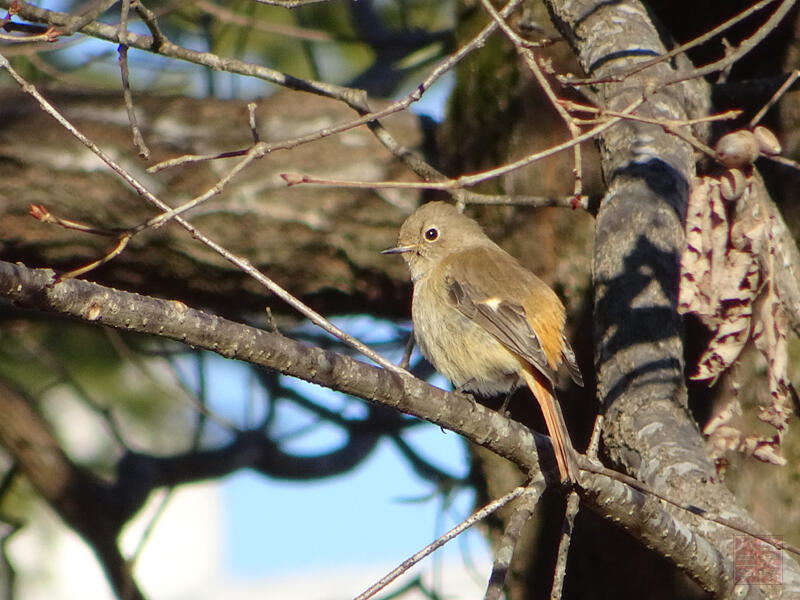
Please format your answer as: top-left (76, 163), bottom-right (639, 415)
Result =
top-left (383, 202), bottom-right (583, 482)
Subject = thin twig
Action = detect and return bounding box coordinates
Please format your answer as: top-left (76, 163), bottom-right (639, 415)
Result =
top-left (144, 0), bottom-right (520, 201)
top-left (140, 144), bottom-right (263, 229)
top-left (0, 53), bottom-right (408, 377)
top-left (551, 491), bottom-right (580, 600)
top-left (665, 0), bottom-right (796, 86)
top-left (132, 0), bottom-right (166, 51)
top-left (1, 0), bottom-right (363, 104)
top-left (119, 0), bottom-right (521, 223)
top-left (359, 0), bottom-right (523, 205)
top-left (563, 100), bottom-right (742, 126)
top-left (29, 203), bottom-right (122, 236)
top-left (479, 0), bottom-right (584, 199)
top-left (461, 191), bottom-right (594, 211)
top-left (399, 332), bottom-right (415, 371)
top-left (247, 101), bottom-right (260, 143)
top-left (282, 96), bottom-right (644, 192)
top-left (147, 148), bottom-right (253, 172)
top-left (355, 485), bottom-right (529, 600)
top-left (0, 28), bottom-right (52, 42)
top-left (765, 153), bottom-right (800, 170)
top-left (565, 102), bottom-right (742, 158)
top-left (58, 234), bottom-right (132, 280)
top-left (117, 0), bottom-right (150, 159)
top-left (52, 0), bottom-right (118, 37)
top-left (586, 414), bottom-right (604, 459)
top-left (593, 110), bottom-right (717, 158)
top-left (484, 481), bottom-right (545, 600)
top-left (128, 488), bottom-right (175, 566)
top-left (137, 0), bottom-right (524, 222)
top-left (749, 69), bottom-right (800, 127)
top-left (563, 0), bottom-right (782, 86)
top-left (418, 95), bottom-right (644, 187)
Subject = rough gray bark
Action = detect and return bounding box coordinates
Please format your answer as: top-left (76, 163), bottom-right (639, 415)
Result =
top-left (545, 0), bottom-right (800, 597)
top-left (0, 258), bottom-right (768, 598)
top-left (1, 1), bottom-right (800, 598)
top-left (0, 90), bottom-right (422, 318)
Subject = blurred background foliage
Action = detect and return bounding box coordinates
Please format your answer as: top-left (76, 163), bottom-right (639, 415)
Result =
top-left (2, 1), bottom-right (800, 599)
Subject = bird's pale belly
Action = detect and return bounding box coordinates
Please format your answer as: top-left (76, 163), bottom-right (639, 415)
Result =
top-left (412, 285), bottom-right (521, 397)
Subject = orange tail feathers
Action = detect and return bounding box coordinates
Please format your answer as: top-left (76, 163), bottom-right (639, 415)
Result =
top-left (520, 368), bottom-right (577, 483)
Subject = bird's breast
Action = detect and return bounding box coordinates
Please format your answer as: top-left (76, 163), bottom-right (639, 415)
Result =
top-left (411, 276), bottom-right (521, 396)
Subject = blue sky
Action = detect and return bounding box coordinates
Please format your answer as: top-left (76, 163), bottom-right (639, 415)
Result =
top-left (16, 6), bottom-right (467, 592)
top-left (221, 434), bottom-right (477, 577)
top-left (191, 314), bottom-right (487, 582)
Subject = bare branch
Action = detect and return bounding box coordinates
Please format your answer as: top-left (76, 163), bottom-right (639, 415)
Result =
top-left (0, 380), bottom-right (144, 600)
top-left (551, 491), bottom-right (580, 600)
top-left (132, 1), bottom-right (166, 50)
top-left (0, 260), bottom-right (550, 474)
top-left (750, 69), bottom-right (800, 126)
top-left (665, 0), bottom-right (797, 86)
top-left (0, 0), bottom-right (362, 103)
top-left (1, 259), bottom-right (792, 594)
top-left (283, 96), bottom-right (644, 191)
top-left (117, 0), bottom-right (150, 159)
top-left (484, 482), bottom-right (545, 600)
top-left (0, 54), bottom-right (407, 376)
top-left (359, 484), bottom-right (531, 600)
top-left (564, 0), bottom-right (784, 86)
top-left (478, 0), bottom-right (585, 198)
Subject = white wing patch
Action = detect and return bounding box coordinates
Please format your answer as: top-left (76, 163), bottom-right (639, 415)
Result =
top-left (481, 297), bottom-right (503, 311)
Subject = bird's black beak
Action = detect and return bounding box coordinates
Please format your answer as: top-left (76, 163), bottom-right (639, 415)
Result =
top-left (381, 245), bottom-right (414, 255)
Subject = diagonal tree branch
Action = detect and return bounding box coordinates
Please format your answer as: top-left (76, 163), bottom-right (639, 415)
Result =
top-left (0, 258), bottom-right (789, 595)
top-left (545, 0), bottom-right (800, 597)
top-left (0, 380), bottom-right (143, 600)
top-left (0, 0), bottom-right (360, 103)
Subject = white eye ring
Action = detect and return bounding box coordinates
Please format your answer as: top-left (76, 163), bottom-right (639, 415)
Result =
top-left (424, 227), bottom-right (439, 242)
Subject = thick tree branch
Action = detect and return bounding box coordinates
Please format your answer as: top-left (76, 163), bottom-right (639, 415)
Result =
top-left (0, 89), bottom-right (422, 317)
top-left (544, 0), bottom-right (707, 478)
top-left (0, 380), bottom-right (143, 600)
top-left (116, 406), bottom-right (407, 489)
top-left (0, 259), bottom-right (785, 595)
top-left (545, 0), bottom-right (800, 596)
top-left (2, 1), bottom-right (799, 597)
top-left (0, 0), bottom-right (360, 103)
top-left (0, 260), bottom-right (553, 477)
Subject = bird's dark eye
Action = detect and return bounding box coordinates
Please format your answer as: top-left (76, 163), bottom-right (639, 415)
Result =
top-left (424, 227), bottom-right (439, 241)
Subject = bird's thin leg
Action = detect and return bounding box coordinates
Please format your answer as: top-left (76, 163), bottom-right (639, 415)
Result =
top-left (454, 382), bottom-right (479, 410)
top-left (498, 390), bottom-right (514, 416)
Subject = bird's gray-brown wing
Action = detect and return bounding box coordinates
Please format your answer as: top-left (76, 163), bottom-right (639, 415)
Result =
top-left (444, 255), bottom-right (559, 386)
top-left (560, 338), bottom-right (583, 387)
